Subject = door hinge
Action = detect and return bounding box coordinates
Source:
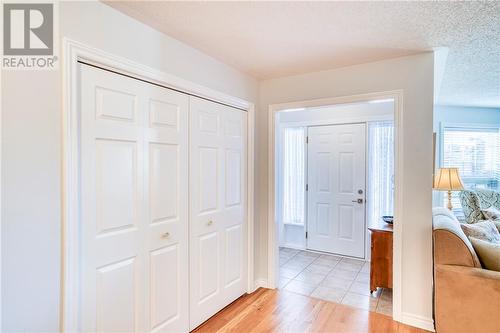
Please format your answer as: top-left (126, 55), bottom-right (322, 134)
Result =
top-left (306, 231), bottom-right (308, 239)
top-left (306, 184), bottom-right (308, 191)
top-left (306, 136), bottom-right (309, 144)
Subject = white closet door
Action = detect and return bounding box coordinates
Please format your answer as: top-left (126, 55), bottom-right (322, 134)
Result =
top-left (80, 64), bottom-right (189, 332)
top-left (189, 97), bottom-right (248, 330)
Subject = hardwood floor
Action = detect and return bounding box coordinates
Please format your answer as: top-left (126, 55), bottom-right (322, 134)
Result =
top-left (193, 288), bottom-right (431, 333)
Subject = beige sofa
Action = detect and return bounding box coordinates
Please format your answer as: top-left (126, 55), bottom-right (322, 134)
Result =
top-left (432, 207), bottom-right (500, 333)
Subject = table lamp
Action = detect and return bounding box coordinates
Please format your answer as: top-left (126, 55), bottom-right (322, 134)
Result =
top-left (433, 167), bottom-right (465, 211)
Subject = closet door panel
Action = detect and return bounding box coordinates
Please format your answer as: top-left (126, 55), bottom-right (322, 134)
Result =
top-left (189, 97), bottom-right (247, 330)
top-left (143, 84), bottom-right (189, 333)
top-left (80, 64), bottom-right (189, 333)
top-left (81, 65), bottom-right (146, 332)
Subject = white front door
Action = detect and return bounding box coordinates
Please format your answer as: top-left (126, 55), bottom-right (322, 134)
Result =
top-left (189, 97), bottom-right (248, 330)
top-left (306, 123), bottom-right (366, 258)
top-left (80, 64), bottom-right (189, 332)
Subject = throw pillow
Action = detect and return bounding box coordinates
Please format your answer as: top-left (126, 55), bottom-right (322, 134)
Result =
top-left (481, 206), bottom-right (500, 220)
top-left (460, 221), bottom-right (500, 243)
top-left (494, 220), bottom-right (500, 233)
top-left (470, 237), bottom-right (500, 272)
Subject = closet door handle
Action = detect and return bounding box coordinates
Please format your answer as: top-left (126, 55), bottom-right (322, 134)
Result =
top-left (161, 232), bottom-right (170, 239)
top-left (207, 220), bottom-right (214, 226)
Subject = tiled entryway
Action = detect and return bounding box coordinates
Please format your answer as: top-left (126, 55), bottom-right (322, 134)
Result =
top-left (279, 247), bottom-right (393, 316)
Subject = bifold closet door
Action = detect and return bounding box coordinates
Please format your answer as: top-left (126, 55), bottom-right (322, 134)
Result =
top-left (189, 97), bottom-right (248, 330)
top-left (80, 64), bottom-right (189, 332)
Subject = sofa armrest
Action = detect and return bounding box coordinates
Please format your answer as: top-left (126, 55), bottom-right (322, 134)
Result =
top-left (433, 229), bottom-right (481, 268)
top-left (434, 264), bottom-right (500, 333)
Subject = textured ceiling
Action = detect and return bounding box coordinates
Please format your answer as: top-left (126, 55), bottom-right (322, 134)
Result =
top-left (106, 1), bottom-right (500, 107)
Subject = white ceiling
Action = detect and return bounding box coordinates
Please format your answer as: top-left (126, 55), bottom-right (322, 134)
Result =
top-left (106, 1), bottom-right (500, 107)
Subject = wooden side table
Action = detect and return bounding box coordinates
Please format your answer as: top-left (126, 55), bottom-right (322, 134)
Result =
top-left (368, 220), bottom-right (393, 293)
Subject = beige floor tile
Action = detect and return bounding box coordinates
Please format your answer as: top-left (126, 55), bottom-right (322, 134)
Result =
top-left (278, 247), bottom-right (388, 314)
top-left (279, 277), bottom-right (291, 289)
top-left (280, 267), bottom-right (302, 279)
top-left (294, 270), bottom-right (327, 285)
top-left (329, 268), bottom-right (359, 280)
top-left (310, 286), bottom-right (347, 303)
top-left (360, 262), bottom-right (370, 273)
top-left (282, 260), bottom-right (310, 271)
top-left (321, 253), bottom-right (343, 260)
top-left (305, 263), bottom-right (334, 275)
top-left (341, 292), bottom-right (379, 311)
top-left (341, 257), bottom-right (365, 266)
top-left (355, 272), bottom-right (370, 283)
top-left (348, 281), bottom-right (376, 297)
top-left (287, 256), bottom-right (315, 266)
top-left (335, 261), bottom-right (363, 272)
top-left (313, 257), bottom-right (340, 268)
top-left (284, 280), bottom-right (317, 296)
top-left (321, 276), bottom-right (354, 290)
top-left (279, 256), bottom-right (290, 266)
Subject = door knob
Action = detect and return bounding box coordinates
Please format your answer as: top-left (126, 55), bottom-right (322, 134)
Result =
top-left (352, 199), bottom-right (363, 204)
top-left (161, 232), bottom-right (170, 239)
top-left (207, 220), bottom-right (214, 226)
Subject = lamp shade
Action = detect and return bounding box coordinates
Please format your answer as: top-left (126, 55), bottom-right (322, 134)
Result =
top-left (433, 168), bottom-right (465, 191)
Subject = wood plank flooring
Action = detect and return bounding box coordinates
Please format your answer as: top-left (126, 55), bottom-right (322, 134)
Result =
top-left (193, 288), bottom-right (431, 333)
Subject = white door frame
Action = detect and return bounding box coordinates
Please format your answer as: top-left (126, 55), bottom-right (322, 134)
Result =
top-left (267, 91), bottom-right (404, 321)
top-left (61, 38), bottom-right (255, 332)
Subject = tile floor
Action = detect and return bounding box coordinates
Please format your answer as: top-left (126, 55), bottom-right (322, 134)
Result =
top-left (279, 247), bottom-right (393, 316)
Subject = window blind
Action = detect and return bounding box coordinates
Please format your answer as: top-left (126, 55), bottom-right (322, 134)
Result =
top-left (442, 126), bottom-right (500, 214)
top-left (282, 127), bottom-right (306, 225)
top-left (367, 121), bottom-right (395, 226)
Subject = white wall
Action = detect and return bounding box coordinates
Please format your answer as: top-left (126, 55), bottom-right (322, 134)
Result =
top-left (256, 53), bottom-right (434, 329)
top-left (1, 2), bottom-right (257, 331)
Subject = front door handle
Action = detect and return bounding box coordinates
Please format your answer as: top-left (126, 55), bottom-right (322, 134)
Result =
top-left (352, 198), bottom-right (363, 204)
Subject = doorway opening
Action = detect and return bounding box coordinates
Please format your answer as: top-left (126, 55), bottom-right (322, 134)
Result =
top-left (274, 98), bottom-right (395, 316)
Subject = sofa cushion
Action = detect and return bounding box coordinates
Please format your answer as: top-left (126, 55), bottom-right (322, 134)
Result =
top-left (460, 221), bottom-right (500, 243)
top-left (470, 238), bottom-right (500, 271)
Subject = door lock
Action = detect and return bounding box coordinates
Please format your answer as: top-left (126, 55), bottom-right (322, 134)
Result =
top-left (352, 198), bottom-right (363, 204)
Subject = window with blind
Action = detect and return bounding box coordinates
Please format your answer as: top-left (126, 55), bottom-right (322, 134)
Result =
top-left (281, 127), bottom-right (306, 225)
top-left (367, 121), bottom-right (395, 226)
top-left (441, 125), bottom-right (500, 215)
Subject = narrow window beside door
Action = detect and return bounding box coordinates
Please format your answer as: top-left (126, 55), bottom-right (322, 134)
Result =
top-left (367, 121), bottom-right (395, 226)
top-left (282, 127), bottom-right (306, 225)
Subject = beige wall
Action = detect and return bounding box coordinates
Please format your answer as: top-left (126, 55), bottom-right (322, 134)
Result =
top-left (256, 53), bottom-right (435, 327)
top-left (1, 2), bottom-right (257, 331)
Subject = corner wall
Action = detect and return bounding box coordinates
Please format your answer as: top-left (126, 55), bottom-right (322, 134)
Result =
top-left (1, 2), bottom-right (257, 331)
top-left (256, 53), bottom-right (435, 330)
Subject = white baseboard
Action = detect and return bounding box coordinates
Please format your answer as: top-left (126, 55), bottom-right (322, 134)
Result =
top-left (400, 312), bottom-right (435, 332)
top-left (253, 278), bottom-right (269, 291)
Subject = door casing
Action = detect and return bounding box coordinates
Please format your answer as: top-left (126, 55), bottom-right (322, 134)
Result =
top-left (267, 92), bottom-right (403, 323)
